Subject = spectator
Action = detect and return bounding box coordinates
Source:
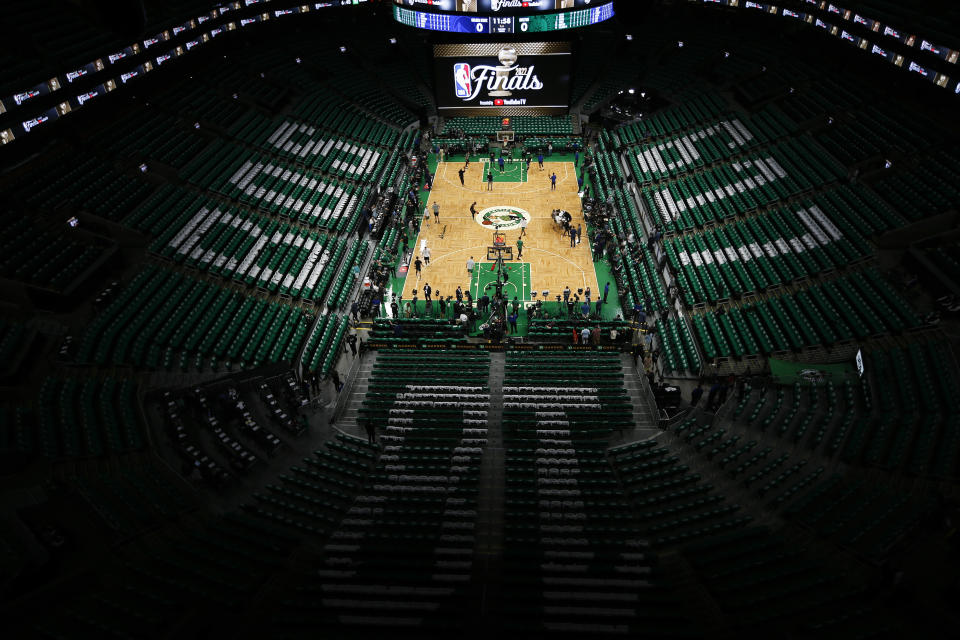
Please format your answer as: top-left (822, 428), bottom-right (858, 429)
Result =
top-left (691, 384), bottom-right (704, 407)
top-left (346, 333), bottom-right (358, 356)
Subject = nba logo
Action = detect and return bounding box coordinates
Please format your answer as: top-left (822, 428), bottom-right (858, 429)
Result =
top-left (454, 63), bottom-right (472, 99)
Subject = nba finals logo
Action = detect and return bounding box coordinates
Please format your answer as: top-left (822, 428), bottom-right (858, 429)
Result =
top-left (454, 63), bottom-right (472, 99)
top-left (453, 46), bottom-right (544, 103)
top-left (490, 0), bottom-right (545, 9)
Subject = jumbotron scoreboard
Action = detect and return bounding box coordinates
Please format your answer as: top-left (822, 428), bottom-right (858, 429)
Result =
top-left (392, 1), bottom-right (614, 33)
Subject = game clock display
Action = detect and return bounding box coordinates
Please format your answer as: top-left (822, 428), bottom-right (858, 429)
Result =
top-left (393, 1), bottom-right (614, 33)
top-left (394, 0), bottom-right (599, 13)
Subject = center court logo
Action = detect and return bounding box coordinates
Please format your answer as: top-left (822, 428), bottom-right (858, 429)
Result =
top-left (478, 205), bottom-right (530, 231)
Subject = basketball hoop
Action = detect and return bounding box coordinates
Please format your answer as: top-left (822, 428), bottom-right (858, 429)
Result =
top-left (486, 239), bottom-right (514, 261)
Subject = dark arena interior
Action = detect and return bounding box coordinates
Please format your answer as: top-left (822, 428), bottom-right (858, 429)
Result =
top-left (2, 0), bottom-right (960, 637)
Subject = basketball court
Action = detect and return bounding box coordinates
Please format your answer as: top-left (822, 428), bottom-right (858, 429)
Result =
top-left (399, 154), bottom-right (598, 310)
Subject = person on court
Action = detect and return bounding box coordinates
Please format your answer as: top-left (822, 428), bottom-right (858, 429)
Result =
top-left (458, 167), bottom-right (465, 186)
top-left (487, 170), bottom-right (493, 191)
top-left (516, 237), bottom-right (524, 259)
top-left (432, 202), bottom-right (440, 223)
top-left (466, 257), bottom-right (474, 275)
top-left (519, 216), bottom-right (528, 237)
top-left (414, 256), bottom-right (423, 276)
top-left (423, 246), bottom-right (431, 266)
top-left (498, 155), bottom-right (505, 173)
top-left (465, 151), bottom-right (470, 168)
top-left (550, 172), bottom-right (557, 190)
top-left (538, 152), bottom-right (544, 170)
top-left (470, 201), bottom-right (477, 219)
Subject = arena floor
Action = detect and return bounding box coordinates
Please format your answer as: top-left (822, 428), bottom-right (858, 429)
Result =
top-left (399, 157), bottom-right (599, 307)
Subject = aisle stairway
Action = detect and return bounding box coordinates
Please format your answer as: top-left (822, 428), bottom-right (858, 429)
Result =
top-left (618, 352), bottom-right (660, 443)
top-left (335, 350), bottom-right (376, 439)
top-left (471, 353), bottom-right (506, 626)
